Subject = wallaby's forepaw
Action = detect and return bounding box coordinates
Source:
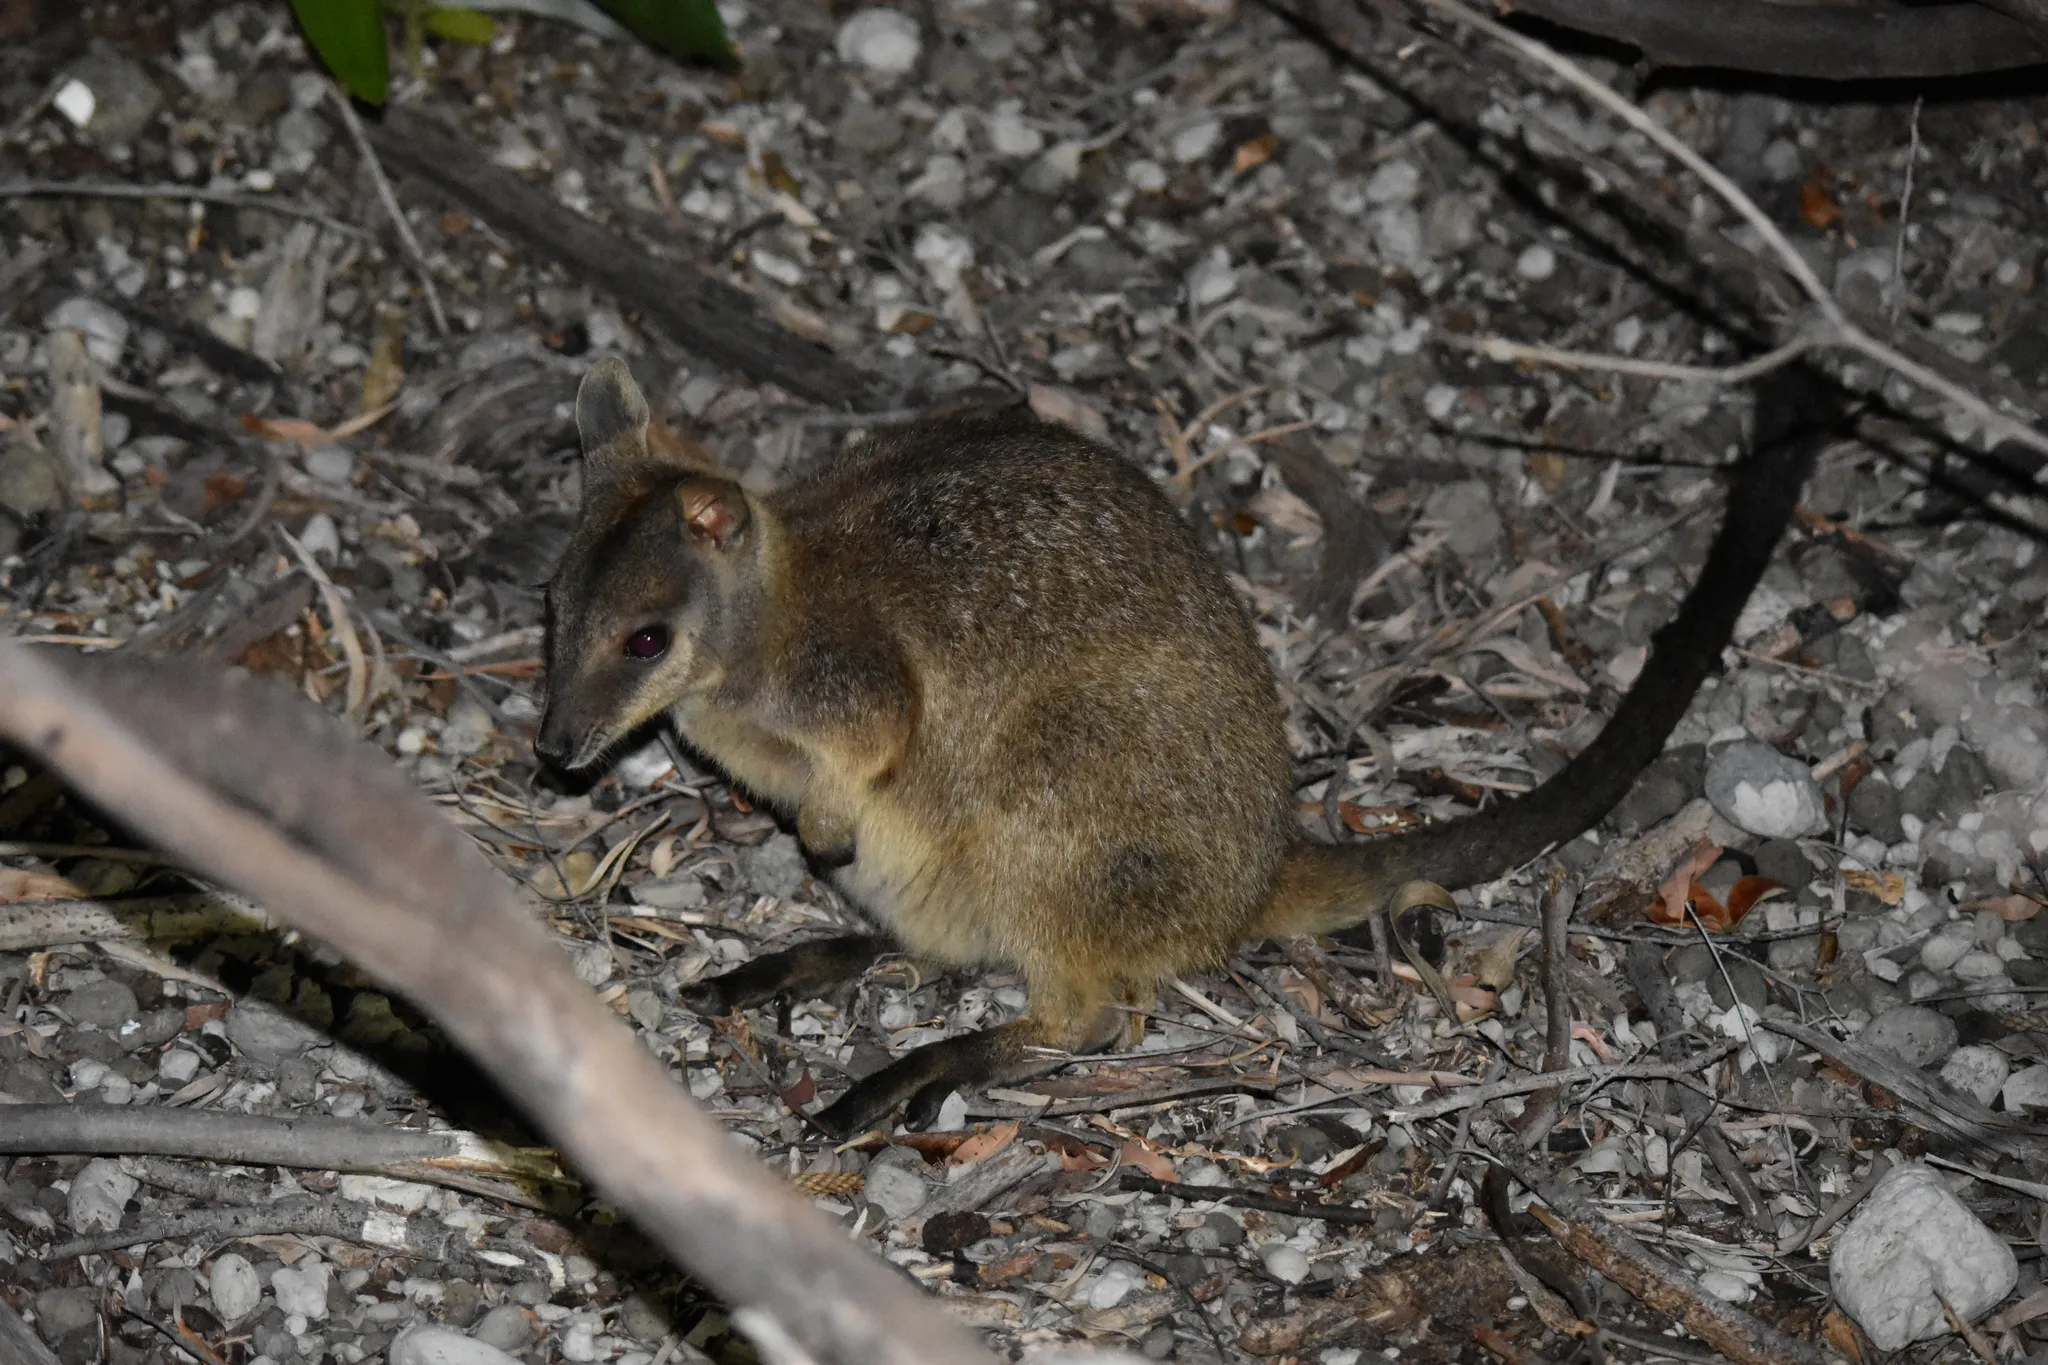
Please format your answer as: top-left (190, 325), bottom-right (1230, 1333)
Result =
top-left (679, 934), bottom-right (889, 1021)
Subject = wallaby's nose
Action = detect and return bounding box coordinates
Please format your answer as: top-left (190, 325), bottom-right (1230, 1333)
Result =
top-left (534, 709), bottom-right (574, 768)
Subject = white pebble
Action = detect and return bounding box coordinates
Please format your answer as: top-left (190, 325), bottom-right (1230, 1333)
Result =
top-left (1830, 1161), bottom-right (2016, 1350)
top-left (1363, 160), bottom-right (1419, 205)
top-left (53, 78), bottom-right (96, 128)
top-left (1087, 1263), bottom-right (1136, 1309)
top-left (1514, 244), bottom-right (1557, 281)
top-left (272, 1261), bottom-right (331, 1320)
top-left (157, 1048), bottom-right (201, 1083)
top-left (1941, 1045), bottom-right (2009, 1106)
top-left (389, 1324), bottom-right (524, 1365)
top-left (835, 9), bottom-right (920, 77)
top-left (226, 286), bottom-right (263, 321)
top-left (208, 1252), bottom-right (263, 1324)
top-left (1261, 1244), bottom-right (1311, 1284)
top-left (297, 512), bottom-right (340, 560)
top-left (985, 102), bottom-right (1043, 158)
top-left (1170, 117), bottom-right (1221, 164)
top-left (66, 1157), bottom-right (137, 1232)
top-left (1186, 246), bottom-right (1237, 308)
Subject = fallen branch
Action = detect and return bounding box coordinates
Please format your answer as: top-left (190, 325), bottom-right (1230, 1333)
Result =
top-left (1116, 1171), bottom-right (1380, 1226)
top-left (0, 893), bottom-right (272, 952)
top-left (0, 179), bottom-right (369, 238)
top-left (360, 107), bottom-right (893, 410)
top-left (0, 642), bottom-right (988, 1365)
top-left (1383, 1041), bottom-right (1739, 1121)
top-left (1483, 1129), bottom-right (1830, 1365)
top-left (47, 1196), bottom-right (484, 1263)
top-left (1499, 0), bottom-right (2048, 81)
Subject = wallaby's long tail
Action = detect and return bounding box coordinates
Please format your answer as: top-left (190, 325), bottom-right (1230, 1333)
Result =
top-left (1258, 365), bottom-right (1840, 939)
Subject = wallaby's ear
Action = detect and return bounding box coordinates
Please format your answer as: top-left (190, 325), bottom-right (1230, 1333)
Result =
top-left (676, 477), bottom-right (750, 550)
top-left (575, 357), bottom-right (653, 491)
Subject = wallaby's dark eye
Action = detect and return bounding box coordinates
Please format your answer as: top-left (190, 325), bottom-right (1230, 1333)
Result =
top-left (624, 625), bottom-right (669, 660)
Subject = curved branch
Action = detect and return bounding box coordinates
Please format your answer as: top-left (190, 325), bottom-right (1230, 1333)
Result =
top-left (1499, 0), bottom-right (2048, 80)
top-left (0, 644), bottom-right (987, 1365)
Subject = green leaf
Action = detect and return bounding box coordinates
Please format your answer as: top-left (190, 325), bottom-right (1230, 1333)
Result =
top-left (594, 0), bottom-right (738, 72)
top-left (289, 0), bottom-right (391, 105)
top-left (421, 7), bottom-right (497, 44)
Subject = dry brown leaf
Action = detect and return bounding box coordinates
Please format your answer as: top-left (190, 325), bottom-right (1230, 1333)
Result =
top-left (1842, 867), bottom-right (1907, 906)
top-left (240, 400), bottom-right (397, 447)
top-left (949, 1121), bottom-right (1019, 1167)
top-left (1027, 385), bottom-right (1110, 442)
top-left (1964, 893), bottom-right (2040, 922)
top-left (1471, 928), bottom-right (1529, 992)
top-left (1119, 1137), bottom-right (1177, 1182)
top-left (1800, 174), bottom-right (1842, 229)
top-left (1233, 132), bottom-right (1279, 173)
top-left (0, 868), bottom-right (83, 903)
top-left (1649, 838), bottom-right (1720, 926)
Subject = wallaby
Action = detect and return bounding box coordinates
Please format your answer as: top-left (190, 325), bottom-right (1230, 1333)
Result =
top-left (539, 356), bottom-right (1831, 1135)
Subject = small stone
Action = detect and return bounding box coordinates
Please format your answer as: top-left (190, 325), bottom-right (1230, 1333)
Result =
top-left (298, 512), bottom-right (340, 560)
top-left (33, 1286), bottom-right (99, 1341)
top-left (631, 876), bottom-right (706, 912)
top-left (471, 1305), bottom-right (536, 1352)
top-left (226, 999), bottom-right (327, 1063)
top-left (1941, 1045), bottom-right (2009, 1105)
top-left (741, 834), bottom-right (808, 900)
top-left (2004, 1064), bottom-right (2048, 1113)
top-left (986, 101), bottom-right (1043, 158)
top-left (1860, 1005), bottom-right (1958, 1068)
top-left (1515, 243), bottom-right (1557, 281)
top-left (66, 1157), bottom-right (137, 1232)
top-left (440, 698), bottom-right (496, 757)
top-left (1953, 950), bottom-right (2007, 981)
top-left (616, 1291), bottom-right (669, 1342)
top-left (832, 100), bottom-right (903, 156)
top-left (442, 1280), bottom-right (483, 1329)
top-left (1423, 480), bottom-right (1504, 561)
top-left (390, 1323), bottom-right (524, 1365)
top-left (208, 1252), bottom-right (263, 1324)
top-left (1087, 1263), bottom-right (1137, 1309)
top-left (862, 1158), bottom-right (929, 1219)
top-left (303, 445), bottom-right (354, 486)
top-left (46, 297), bottom-right (129, 367)
top-left (1171, 117), bottom-right (1221, 164)
top-left (1260, 1244), bottom-right (1311, 1284)
top-left (1830, 1161), bottom-right (2017, 1350)
top-left (1186, 247), bottom-right (1238, 309)
top-left (62, 977), bottom-right (139, 1029)
top-left (835, 9), bottom-right (921, 78)
top-left (0, 438), bottom-right (63, 518)
top-left (63, 51), bottom-right (163, 144)
top-left (1704, 739), bottom-right (1825, 839)
top-left (271, 1261), bottom-right (330, 1320)
top-left (1761, 139), bottom-right (1802, 181)
top-left (1919, 923), bottom-right (1975, 973)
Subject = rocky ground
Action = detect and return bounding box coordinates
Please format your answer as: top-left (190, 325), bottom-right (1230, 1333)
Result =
top-left (6, 1), bottom-right (2048, 1363)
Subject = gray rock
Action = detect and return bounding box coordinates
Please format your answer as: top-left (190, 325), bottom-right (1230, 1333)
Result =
top-left (225, 999), bottom-right (328, 1063)
top-left (2011, 957), bottom-right (2048, 987)
top-left (862, 1152), bottom-right (930, 1219)
top-left (1423, 481), bottom-right (1503, 561)
top-left (834, 100), bottom-right (903, 155)
top-left (617, 1290), bottom-right (670, 1342)
top-left (1920, 923), bottom-right (1976, 973)
top-left (1830, 1161), bottom-right (2017, 1350)
top-left (272, 1261), bottom-right (329, 1320)
top-left (65, 50), bottom-right (162, 144)
top-left (471, 1304), bottom-right (535, 1352)
top-left (1940, 1045), bottom-right (2009, 1105)
top-left (0, 437), bottom-right (63, 518)
top-left (2005, 1064), bottom-right (2048, 1113)
top-left (1610, 746), bottom-right (1706, 835)
top-left (1860, 1005), bottom-right (1958, 1068)
top-left (122, 1005), bottom-right (185, 1052)
top-left (1753, 839), bottom-right (1813, 895)
top-left (1847, 770), bottom-right (1905, 845)
top-left (303, 444), bottom-right (355, 486)
top-left (1670, 943), bottom-right (1768, 1012)
top-left (441, 1280), bottom-right (482, 1329)
top-left (46, 296), bottom-right (129, 367)
top-left (66, 1157), bottom-right (136, 1232)
top-left (33, 1286), bottom-right (99, 1340)
top-left (741, 834), bottom-right (808, 900)
top-left (1867, 690), bottom-right (1924, 757)
top-left (389, 1323), bottom-right (523, 1365)
top-left (631, 876), bottom-right (706, 912)
top-left (62, 978), bottom-right (139, 1029)
top-left (1704, 738), bottom-right (1825, 839)
top-left (207, 1251), bottom-right (263, 1324)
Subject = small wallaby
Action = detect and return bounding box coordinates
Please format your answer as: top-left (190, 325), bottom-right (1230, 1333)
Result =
top-left (539, 357), bottom-right (1833, 1135)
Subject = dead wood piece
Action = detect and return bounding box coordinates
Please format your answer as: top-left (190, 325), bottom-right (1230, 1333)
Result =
top-left (0, 642), bottom-right (989, 1365)
top-left (1495, 0), bottom-right (2048, 80)
top-left (1765, 1017), bottom-right (2048, 1163)
top-left (1282, 936), bottom-right (1389, 1029)
top-left (361, 108), bottom-right (892, 410)
top-left (46, 1195), bottom-right (481, 1263)
top-left (1237, 1277), bottom-right (1404, 1356)
top-left (0, 1104), bottom-right (526, 1177)
top-left (1117, 1170), bottom-right (1380, 1226)
top-left (1485, 1135), bottom-right (1829, 1365)
top-left (0, 893), bottom-right (273, 952)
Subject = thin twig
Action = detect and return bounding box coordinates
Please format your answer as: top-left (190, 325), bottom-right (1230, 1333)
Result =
top-left (0, 179), bottom-right (369, 238)
top-left (1891, 99), bottom-right (1922, 331)
top-left (329, 86), bottom-right (451, 337)
top-left (1417, 0), bottom-right (2048, 465)
top-left (1442, 332), bottom-right (1816, 387)
top-left (1385, 1042), bottom-right (1740, 1121)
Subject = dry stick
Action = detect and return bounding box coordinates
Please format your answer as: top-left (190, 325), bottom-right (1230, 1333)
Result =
top-left (0, 644), bottom-right (988, 1365)
top-left (1116, 1170), bottom-right (1380, 1226)
top-left (0, 178), bottom-right (369, 238)
top-left (47, 1197), bottom-right (483, 1263)
top-left (1415, 0), bottom-right (2048, 467)
top-left (1515, 880), bottom-right (1577, 1150)
top-left (1280, 936), bottom-right (1387, 1030)
top-left (328, 86), bottom-right (450, 338)
top-left (1484, 1131), bottom-right (1829, 1365)
top-left (1383, 1043), bottom-right (1739, 1122)
top-left (1624, 942), bottom-right (1771, 1233)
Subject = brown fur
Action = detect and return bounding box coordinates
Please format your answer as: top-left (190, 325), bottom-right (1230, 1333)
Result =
top-left (540, 357), bottom-right (1831, 1133)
